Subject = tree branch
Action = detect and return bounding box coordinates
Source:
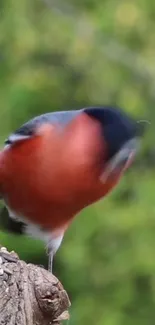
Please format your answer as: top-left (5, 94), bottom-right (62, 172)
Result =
top-left (0, 246), bottom-right (70, 325)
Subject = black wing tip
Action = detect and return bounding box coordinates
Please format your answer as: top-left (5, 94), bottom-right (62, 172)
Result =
top-left (0, 206), bottom-right (25, 235)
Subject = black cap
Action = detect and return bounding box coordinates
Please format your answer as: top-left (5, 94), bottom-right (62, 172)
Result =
top-left (84, 106), bottom-right (144, 160)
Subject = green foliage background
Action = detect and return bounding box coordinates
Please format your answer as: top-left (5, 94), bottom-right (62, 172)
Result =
top-left (0, 0), bottom-right (155, 324)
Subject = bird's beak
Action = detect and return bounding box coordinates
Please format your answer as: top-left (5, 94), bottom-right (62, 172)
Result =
top-left (100, 137), bottom-right (140, 183)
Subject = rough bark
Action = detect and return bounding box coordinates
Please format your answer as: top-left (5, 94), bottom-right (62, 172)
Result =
top-left (0, 246), bottom-right (70, 325)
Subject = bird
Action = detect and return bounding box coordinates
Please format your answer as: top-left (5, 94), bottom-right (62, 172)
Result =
top-left (0, 106), bottom-right (143, 272)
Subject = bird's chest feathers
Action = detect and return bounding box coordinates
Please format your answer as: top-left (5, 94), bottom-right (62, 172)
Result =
top-left (0, 134), bottom-right (110, 228)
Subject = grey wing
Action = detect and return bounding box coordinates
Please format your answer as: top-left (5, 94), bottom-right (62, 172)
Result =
top-left (5, 109), bottom-right (82, 146)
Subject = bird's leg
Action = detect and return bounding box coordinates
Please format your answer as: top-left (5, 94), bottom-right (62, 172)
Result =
top-left (48, 248), bottom-right (54, 273)
top-left (47, 232), bottom-right (64, 273)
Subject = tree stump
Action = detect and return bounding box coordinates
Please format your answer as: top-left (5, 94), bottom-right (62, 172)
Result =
top-left (0, 246), bottom-right (71, 325)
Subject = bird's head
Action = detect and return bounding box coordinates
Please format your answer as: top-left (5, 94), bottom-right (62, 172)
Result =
top-left (84, 106), bottom-right (144, 184)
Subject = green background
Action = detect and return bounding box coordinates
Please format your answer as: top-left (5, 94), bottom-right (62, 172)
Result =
top-left (0, 1), bottom-right (155, 324)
